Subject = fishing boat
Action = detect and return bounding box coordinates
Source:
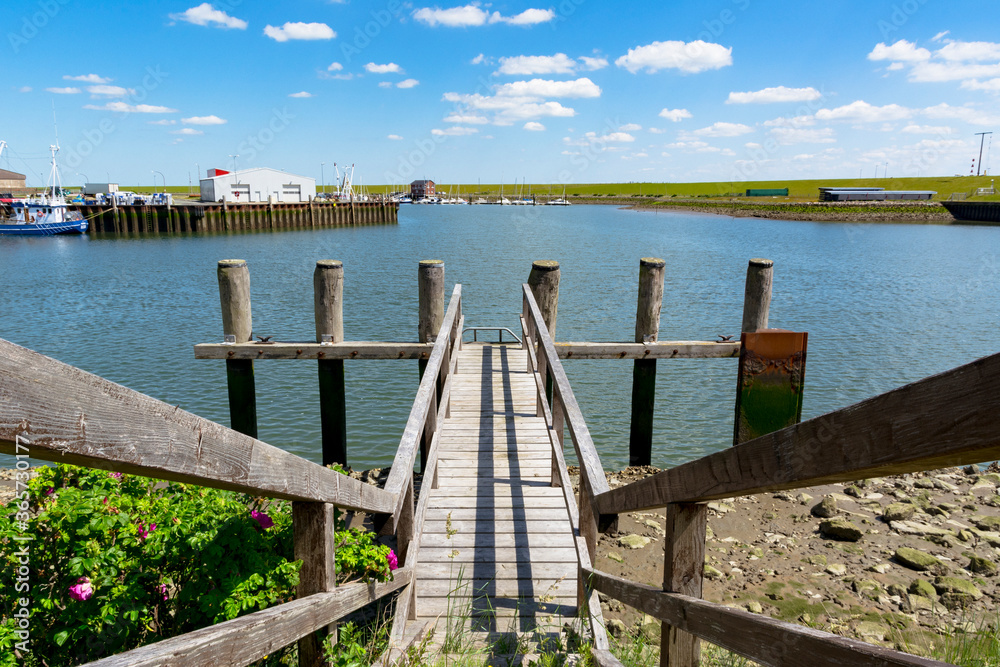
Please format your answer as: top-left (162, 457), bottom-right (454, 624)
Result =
top-left (0, 143), bottom-right (88, 235)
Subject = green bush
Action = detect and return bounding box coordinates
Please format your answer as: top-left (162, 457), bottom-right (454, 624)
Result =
top-left (0, 465), bottom-right (395, 665)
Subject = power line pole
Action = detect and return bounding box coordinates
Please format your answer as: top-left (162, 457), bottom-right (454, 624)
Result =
top-left (975, 132), bottom-right (992, 177)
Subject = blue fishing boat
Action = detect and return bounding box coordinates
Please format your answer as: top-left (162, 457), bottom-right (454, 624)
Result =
top-left (0, 143), bottom-right (88, 236)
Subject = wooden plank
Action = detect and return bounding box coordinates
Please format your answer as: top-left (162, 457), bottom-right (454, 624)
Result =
top-left (426, 497), bottom-right (568, 509)
top-left (84, 571), bottom-right (412, 667)
top-left (424, 508), bottom-right (570, 521)
top-left (553, 341), bottom-right (740, 359)
top-left (419, 533), bottom-right (575, 548)
top-left (416, 597), bottom-right (576, 619)
top-left (422, 519), bottom-right (571, 534)
top-left (426, 487), bottom-right (567, 497)
top-left (584, 567), bottom-right (946, 667)
top-left (419, 562), bottom-right (576, 580)
top-left (194, 341), bottom-right (435, 360)
top-left (0, 338), bottom-right (394, 514)
top-left (418, 547), bottom-right (578, 563)
top-left (293, 502), bottom-right (337, 664)
top-left (418, 578), bottom-right (576, 597)
top-left (596, 351), bottom-right (1000, 515)
top-left (661, 504), bottom-right (707, 667)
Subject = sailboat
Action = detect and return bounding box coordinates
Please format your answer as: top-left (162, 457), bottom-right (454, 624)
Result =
top-left (0, 142), bottom-right (89, 235)
top-left (547, 184), bottom-right (571, 206)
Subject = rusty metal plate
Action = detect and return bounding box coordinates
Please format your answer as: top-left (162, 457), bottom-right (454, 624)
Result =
top-left (733, 329), bottom-right (807, 446)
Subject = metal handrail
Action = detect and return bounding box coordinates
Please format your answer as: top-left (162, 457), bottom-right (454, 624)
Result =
top-left (462, 326), bottom-right (522, 344)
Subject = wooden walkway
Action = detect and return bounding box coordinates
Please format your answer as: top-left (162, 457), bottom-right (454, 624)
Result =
top-left (414, 342), bottom-right (577, 634)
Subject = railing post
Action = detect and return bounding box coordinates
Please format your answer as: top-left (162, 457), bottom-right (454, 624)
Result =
top-left (418, 260), bottom-right (444, 473)
top-left (528, 260), bottom-right (559, 407)
top-left (661, 503), bottom-right (707, 667)
top-left (315, 260), bottom-right (347, 467)
top-left (550, 389), bottom-right (564, 488)
top-left (578, 473), bottom-right (598, 612)
top-left (741, 258), bottom-right (773, 333)
top-left (217, 259), bottom-right (257, 438)
top-left (629, 257), bottom-right (665, 466)
top-left (293, 501), bottom-right (337, 666)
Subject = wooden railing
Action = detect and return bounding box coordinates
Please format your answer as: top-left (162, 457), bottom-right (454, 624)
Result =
top-left (520, 280), bottom-right (1000, 665)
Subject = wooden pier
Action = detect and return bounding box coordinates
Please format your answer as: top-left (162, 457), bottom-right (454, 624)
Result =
top-left (2, 256), bottom-right (997, 666)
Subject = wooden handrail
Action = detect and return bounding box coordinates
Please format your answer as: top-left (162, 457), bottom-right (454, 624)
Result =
top-left (584, 567), bottom-right (947, 667)
top-left (553, 341), bottom-right (739, 359)
top-left (0, 338), bottom-right (395, 514)
top-left (521, 284), bottom-right (612, 520)
top-left (82, 569), bottom-right (412, 667)
top-left (383, 285), bottom-right (463, 529)
top-left (596, 350), bottom-right (1000, 515)
top-left (194, 341), bottom-right (435, 360)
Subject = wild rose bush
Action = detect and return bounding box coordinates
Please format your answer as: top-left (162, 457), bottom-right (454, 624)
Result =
top-left (0, 464), bottom-right (396, 665)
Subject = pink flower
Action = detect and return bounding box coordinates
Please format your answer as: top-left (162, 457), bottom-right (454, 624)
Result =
top-left (45, 487), bottom-right (54, 496)
top-left (137, 522), bottom-right (156, 540)
top-left (251, 509), bottom-right (274, 530)
top-left (387, 549), bottom-right (398, 571)
top-left (108, 472), bottom-right (122, 480)
top-left (157, 584), bottom-right (168, 601)
top-left (68, 577), bottom-right (93, 601)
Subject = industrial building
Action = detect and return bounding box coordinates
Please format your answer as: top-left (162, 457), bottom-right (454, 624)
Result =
top-left (0, 168), bottom-right (26, 191)
top-left (410, 179), bottom-right (435, 200)
top-left (200, 167), bottom-right (316, 203)
top-left (818, 187), bottom-right (936, 202)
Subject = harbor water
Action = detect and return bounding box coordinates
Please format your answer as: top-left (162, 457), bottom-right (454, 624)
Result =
top-left (1, 204), bottom-right (997, 471)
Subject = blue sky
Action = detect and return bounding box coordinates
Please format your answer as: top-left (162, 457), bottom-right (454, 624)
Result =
top-left (3, 0), bottom-right (999, 187)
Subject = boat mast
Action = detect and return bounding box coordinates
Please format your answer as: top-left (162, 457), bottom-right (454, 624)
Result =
top-left (48, 143), bottom-right (62, 201)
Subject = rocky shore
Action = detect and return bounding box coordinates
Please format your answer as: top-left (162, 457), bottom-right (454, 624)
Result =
top-left (620, 199), bottom-right (957, 223)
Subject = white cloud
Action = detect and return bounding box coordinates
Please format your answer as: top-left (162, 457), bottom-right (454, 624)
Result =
top-left (431, 126), bottom-right (479, 136)
top-left (397, 78), bottom-right (419, 88)
top-left (289, 91), bottom-right (313, 98)
top-left (148, 120), bottom-right (177, 125)
top-left (909, 61), bottom-right (1000, 82)
top-left (83, 102), bottom-right (177, 113)
top-left (932, 31), bottom-right (950, 42)
top-left (523, 121), bottom-right (545, 131)
top-left (578, 56), bottom-right (608, 71)
top-left (658, 108), bottom-right (692, 122)
top-left (961, 78), bottom-right (1000, 92)
top-left (648, 127), bottom-right (667, 134)
top-left (691, 121), bottom-right (753, 137)
top-left (264, 22), bottom-right (335, 42)
top-left (922, 102), bottom-right (1000, 125)
top-left (387, 134), bottom-right (403, 140)
top-left (762, 115), bottom-right (815, 128)
top-left (87, 84), bottom-right (133, 97)
top-left (615, 40), bottom-right (732, 74)
top-left (413, 5), bottom-right (488, 27)
top-left (172, 128), bottom-right (204, 135)
top-left (815, 100), bottom-right (912, 122)
top-left (768, 127), bottom-right (835, 145)
top-left (494, 77), bottom-right (600, 98)
top-left (378, 82), bottom-right (393, 88)
top-left (619, 123), bottom-right (642, 131)
top-left (182, 114), bottom-right (227, 125)
top-left (492, 8), bottom-right (554, 25)
top-left (935, 40), bottom-right (1000, 62)
top-left (443, 91), bottom-right (576, 124)
top-left (169, 3), bottom-right (247, 29)
top-left (366, 62), bottom-right (402, 74)
top-left (444, 113), bottom-right (489, 124)
top-left (726, 85), bottom-right (821, 104)
top-left (46, 87), bottom-right (80, 94)
top-left (471, 53), bottom-right (485, 65)
top-left (867, 39), bottom-right (931, 62)
top-left (901, 124), bottom-right (954, 134)
top-left (18, 86), bottom-right (31, 93)
top-left (327, 62), bottom-right (344, 71)
top-left (497, 53), bottom-right (576, 75)
top-left (64, 74), bottom-right (110, 84)
top-left (887, 62), bottom-right (905, 71)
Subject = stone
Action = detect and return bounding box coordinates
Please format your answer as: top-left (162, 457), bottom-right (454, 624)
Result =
top-left (894, 547), bottom-right (941, 571)
top-left (887, 583), bottom-right (907, 598)
top-left (869, 562), bottom-right (892, 574)
top-left (819, 519), bottom-right (863, 542)
top-left (933, 577), bottom-right (983, 609)
top-left (606, 619), bottom-right (626, 638)
top-left (890, 520), bottom-right (956, 538)
top-left (825, 563), bottom-right (848, 576)
top-left (844, 485), bottom-right (863, 498)
top-left (607, 552), bottom-right (624, 564)
top-left (746, 600), bottom-right (763, 613)
top-left (796, 492), bottom-right (813, 506)
top-left (707, 502), bottom-right (734, 514)
top-left (883, 503), bottom-right (915, 522)
top-left (703, 565), bottom-right (724, 580)
top-left (915, 478), bottom-right (937, 489)
top-left (639, 614), bottom-right (660, 642)
top-left (773, 492), bottom-right (796, 502)
top-left (853, 579), bottom-right (883, 600)
top-left (804, 554), bottom-right (827, 567)
top-left (957, 530), bottom-right (975, 543)
top-left (908, 578), bottom-right (937, 598)
top-left (925, 506), bottom-right (950, 518)
top-left (854, 621), bottom-right (887, 641)
top-left (618, 534), bottom-right (651, 550)
top-left (811, 496), bottom-right (838, 518)
top-left (964, 464), bottom-right (981, 476)
top-left (967, 554), bottom-right (997, 576)
top-left (975, 516), bottom-right (1000, 532)
top-left (926, 534), bottom-right (957, 549)
top-left (643, 519), bottom-right (663, 532)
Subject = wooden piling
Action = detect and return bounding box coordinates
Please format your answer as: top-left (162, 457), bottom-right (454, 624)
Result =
top-left (528, 260), bottom-right (560, 406)
top-left (629, 257), bottom-right (665, 467)
top-left (293, 502), bottom-right (337, 665)
top-left (417, 260), bottom-right (444, 471)
top-left (217, 259), bottom-right (258, 438)
top-left (661, 503), bottom-right (707, 667)
top-left (741, 258), bottom-right (773, 333)
top-left (315, 260), bottom-right (348, 467)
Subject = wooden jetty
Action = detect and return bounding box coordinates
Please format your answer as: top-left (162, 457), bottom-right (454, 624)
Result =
top-left (72, 199), bottom-right (396, 236)
top-left (2, 256), bottom-right (996, 666)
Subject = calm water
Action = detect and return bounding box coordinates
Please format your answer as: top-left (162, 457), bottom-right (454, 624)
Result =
top-left (1, 205), bottom-right (997, 471)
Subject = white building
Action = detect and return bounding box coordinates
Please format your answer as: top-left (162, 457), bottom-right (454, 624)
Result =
top-left (199, 167), bottom-right (316, 203)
